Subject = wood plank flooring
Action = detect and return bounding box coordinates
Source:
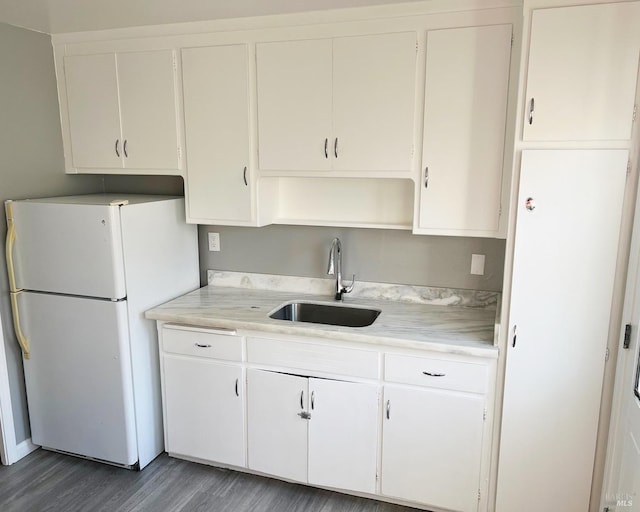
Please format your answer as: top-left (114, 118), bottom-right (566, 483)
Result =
top-left (0, 449), bottom-right (421, 511)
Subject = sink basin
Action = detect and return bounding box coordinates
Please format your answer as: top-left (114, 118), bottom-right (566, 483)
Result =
top-left (269, 302), bottom-right (380, 328)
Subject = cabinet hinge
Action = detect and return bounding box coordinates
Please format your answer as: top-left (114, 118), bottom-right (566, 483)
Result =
top-left (498, 204), bottom-right (503, 218)
top-left (605, 347), bottom-right (610, 362)
top-left (511, 33), bottom-right (514, 47)
top-left (633, 104), bottom-right (637, 122)
top-left (483, 408), bottom-right (487, 421)
top-left (177, 146), bottom-right (183, 164)
top-left (628, 159), bottom-right (633, 176)
top-left (172, 53), bottom-right (177, 72)
top-left (478, 489), bottom-right (481, 502)
top-left (624, 323), bottom-right (632, 349)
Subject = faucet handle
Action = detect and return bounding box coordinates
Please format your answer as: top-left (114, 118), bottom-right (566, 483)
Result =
top-left (342, 274), bottom-right (356, 294)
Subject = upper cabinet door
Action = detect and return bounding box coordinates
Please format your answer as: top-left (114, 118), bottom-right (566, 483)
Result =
top-left (418, 24), bottom-right (512, 235)
top-left (182, 45), bottom-right (252, 224)
top-left (332, 32), bottom-right (417, 172)
top-left (64, 54), bottom-right (123, 169)
top-left (256, 39), bottom-right (333, 171)
top-left (117, 50), bottom-right (180, 170)
top-left (524, 2), bottom-right (640, 142)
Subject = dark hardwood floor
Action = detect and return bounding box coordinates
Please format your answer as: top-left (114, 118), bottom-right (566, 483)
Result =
top-left (0, 449), bottom-right (421, 511)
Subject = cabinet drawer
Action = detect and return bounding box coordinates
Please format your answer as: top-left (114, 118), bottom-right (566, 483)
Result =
top-left (385, 354), bottom-right (487, 394)
top-left (247, 337), bottom-right (379, 379)
top-left (162, 325), bottom-right (243, 361)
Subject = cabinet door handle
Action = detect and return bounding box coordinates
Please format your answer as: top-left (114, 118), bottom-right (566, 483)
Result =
top-left (512, 325), bottom-right (517, 348)
top-left (422, 371), bottom-right (446, 377)
top-left (424, 167), bottom-right (429, 189)
top-left (235, 378), bottom-right (239, 397)
top-left (528, 98), bottom-right (535, 125)
top-left (300, 390), bottom-right (304, 409)
top-left (115, 139), bottom-right (120, 157)
top-left (194, 343), bottom-right (211, 348)
top-left (123, 139), bottom-right (128, 158)
top-left (243, 166), bottom-right (248, 186)
top-left (324, 138), bottom-right (328, 159)
top-left (386, 400), bottom-right (391, 420)
top-left (311, 391), bottom-right (315, 410)
top-left (334, 137), bottom-right (339, 158)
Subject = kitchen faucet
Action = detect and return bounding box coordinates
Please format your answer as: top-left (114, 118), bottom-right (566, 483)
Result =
top-left (327, 237), bottom-right (355, 301)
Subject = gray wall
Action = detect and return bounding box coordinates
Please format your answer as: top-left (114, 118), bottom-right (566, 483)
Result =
top-left (199, 225), bottom-right (506, 292)
top-left (0, 23), bottom-right (106, 443)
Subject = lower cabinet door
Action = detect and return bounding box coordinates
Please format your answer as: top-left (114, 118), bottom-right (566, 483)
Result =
top-left (307, 378), bottom-right (379, 494)
top-left (381, 385), bottom-right (485, 512)
top-left (247, 369), bottom-right (308, 482)
top-left (163, 355), bottom-right (245, 467)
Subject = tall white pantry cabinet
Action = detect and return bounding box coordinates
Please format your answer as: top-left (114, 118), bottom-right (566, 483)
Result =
top-left (497, 2), bottom-right (640, 512)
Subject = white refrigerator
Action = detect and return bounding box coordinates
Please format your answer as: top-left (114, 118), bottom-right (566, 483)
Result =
top-left (5, 194), bottom-right (199, 469)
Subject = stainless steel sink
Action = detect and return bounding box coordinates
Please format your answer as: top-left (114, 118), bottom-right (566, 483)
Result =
top-left (269, 301), bottom-right (380, 328)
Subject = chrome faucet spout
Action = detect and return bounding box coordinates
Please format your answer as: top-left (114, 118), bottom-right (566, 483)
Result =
top-left (327, 237), bottom-right (355, 301)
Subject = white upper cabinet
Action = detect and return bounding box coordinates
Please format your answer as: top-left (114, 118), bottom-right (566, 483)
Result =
top-left (63, 50), bottom-right (180, 173)
top-left (181, 44), bottom-right (253, 224)
top-left (256, 39), bottom-right (333, 172)
top-left (416, 24), bottom-right (512, 236)
top-left (256, 32), bottom-right (417, 173)
top-left (331, 33), bottom-right (417, 172)
top-left (523, 2), bottom-right (640, 142)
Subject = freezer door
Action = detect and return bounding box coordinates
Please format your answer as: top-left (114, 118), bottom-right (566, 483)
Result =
top-left (10, 201), bottom-right (126, 299)
top-left (20, 292), bottom-right (138, 466)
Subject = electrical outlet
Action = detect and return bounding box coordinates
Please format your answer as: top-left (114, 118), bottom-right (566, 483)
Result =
top-left (208, 232), bottom-right (220, 252)
top-left (470, 254), bottom-right (485, 275)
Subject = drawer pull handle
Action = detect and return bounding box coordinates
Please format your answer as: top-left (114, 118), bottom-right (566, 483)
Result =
top-left (324, 138), bottom-right (328, 159)
top-left (386, 400), bottom-right (391, 420)
top-left (311, 391), bottom-right (315, 410)
top-left (334, 137), bottom-right (339, 158)
top-left (235, 378), bottom-right (239, 397)
top-left (115, 139), bottom-right (120, 157)
top-left (422, 371), bottom-right (446, 377)
top-left (300, 390), bottom-right (304, 410)
top-left (194, 343), bottom-right (212, 348)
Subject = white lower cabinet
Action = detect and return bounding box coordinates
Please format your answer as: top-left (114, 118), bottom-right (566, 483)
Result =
top-left (247, 368), bottom-right (379, 494)
top-left (159, 326), bottom-right (493, 511)
top-left (163, 355), bottom-right (245, 466)
top-left (381, 385), bottom-right (485, 512)
top-left (247, 369), bottom-right (309, 482)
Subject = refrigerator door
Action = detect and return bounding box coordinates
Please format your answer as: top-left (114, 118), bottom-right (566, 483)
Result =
top-left (20, 291), bottom-right (138, 466)
top-left (10, 201), bottom-right (126, 299)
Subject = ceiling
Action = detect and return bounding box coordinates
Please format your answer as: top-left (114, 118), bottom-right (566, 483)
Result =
top-left (0, 0), bottom-right (429, 34)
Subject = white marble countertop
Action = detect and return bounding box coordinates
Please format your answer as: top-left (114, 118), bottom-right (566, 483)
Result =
top-left (146, 272), bottom-right (500, 358)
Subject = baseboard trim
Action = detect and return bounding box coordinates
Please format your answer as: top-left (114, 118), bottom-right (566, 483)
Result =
top-left (15, 439), bottom-right (39, 461)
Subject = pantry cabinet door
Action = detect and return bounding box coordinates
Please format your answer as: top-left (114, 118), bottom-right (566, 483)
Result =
top-left (332, 32), bottom-right (417, 172)
top-left (117, 50), bottom-right (180, 170)
top-left (307, 378), bottom-right (379, 494)
top-left (418, 24), bottom-right (512, 234)
top-left (523, 2), bottom-right (640, 141)
top-left (247, 369), bottom-right (308, 483)
top-left (64, 53), bottom-right (123, 169)
top-left (497, 150), bottom-right (628, 512)
top-left (256, 39), bottom-right (333, 171)
top-left (182, 44), bottom-right (252, 223)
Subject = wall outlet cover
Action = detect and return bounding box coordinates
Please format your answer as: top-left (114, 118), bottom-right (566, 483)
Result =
top-left (208, 232), bottom-right (221, 252)
top-left (471, 254), bottom-right (485, 275)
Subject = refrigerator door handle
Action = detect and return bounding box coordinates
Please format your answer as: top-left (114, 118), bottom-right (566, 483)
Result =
top-left (5, 201), bottom-right (31, 359)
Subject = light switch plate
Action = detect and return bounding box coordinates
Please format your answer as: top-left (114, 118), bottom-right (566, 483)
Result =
top-left (208, 232), bottom-right (220, 252)
top-left (471, 254), bottom-right (485, 275)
